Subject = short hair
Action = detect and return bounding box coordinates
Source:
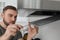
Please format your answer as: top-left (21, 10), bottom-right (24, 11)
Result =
top-left (3, 5), bottom-right (17, 13)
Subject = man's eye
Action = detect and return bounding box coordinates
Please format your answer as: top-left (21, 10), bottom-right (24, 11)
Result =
top-left (14, 16), bottom-right (17, 19)
top-left (15, 17), bottom-right (16, 18)
top-left (9, 15), bottom-right (13, 17)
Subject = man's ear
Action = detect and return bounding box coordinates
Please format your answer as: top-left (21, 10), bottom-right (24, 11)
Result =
top-left (0, 13), bottom-right (1, 17)
top-left (1, 13), bottom-right (4, 18)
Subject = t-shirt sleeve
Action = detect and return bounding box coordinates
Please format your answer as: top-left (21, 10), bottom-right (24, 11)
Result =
top-left (0, 26), bottom-right (6, 36)
top-left (0, 28), bottom-right (3, 36)
top-left (13, 31), bottom-right (22, 40)
top-left (17, 31), bottom-right (22, 39)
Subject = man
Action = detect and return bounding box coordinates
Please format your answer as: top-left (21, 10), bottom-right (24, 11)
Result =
top-left (0, 6), bottom-right (38, 40)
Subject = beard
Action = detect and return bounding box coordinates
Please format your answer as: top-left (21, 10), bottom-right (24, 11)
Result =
top-left (3, 19), bottom-right (15, 26)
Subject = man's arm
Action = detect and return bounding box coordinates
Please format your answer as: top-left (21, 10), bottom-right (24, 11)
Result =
top-left (0, 24), bottom-right (23, 40)
top-left (0, 33), bottom-right (11, 40)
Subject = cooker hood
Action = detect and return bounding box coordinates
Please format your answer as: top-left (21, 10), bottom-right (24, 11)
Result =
top-left (28, 10), bottom-right (60, 16)
top-left (41, 0), bottom-right (60, 10)
top-left (18, 0), bottom-right (60, 10)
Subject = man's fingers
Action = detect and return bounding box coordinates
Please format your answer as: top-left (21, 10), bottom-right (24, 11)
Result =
top-left (34, 25), bottom-right (38, 33)
top-left (16, 24), bottom-right (23, 30)
top-left (28, 22), bottom-right (38, 33)
top-left (28, 22), bottom-right (31, 29)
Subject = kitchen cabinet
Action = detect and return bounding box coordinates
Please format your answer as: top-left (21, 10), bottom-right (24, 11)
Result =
top-left (0, 0), bottom-right (5, 13)
top-left (0, 0), bottom-right (17, 13)
top-left (4, 0), bottom-right (17, 8)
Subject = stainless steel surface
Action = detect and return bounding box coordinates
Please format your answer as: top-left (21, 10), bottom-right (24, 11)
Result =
top-left (18, 0), bottom-right (60, 10)
top-left (30, 16), bottom-right (60, 26)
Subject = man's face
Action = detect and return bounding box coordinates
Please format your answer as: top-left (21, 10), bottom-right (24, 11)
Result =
top-left (2, 9), bottom-right (17, 25)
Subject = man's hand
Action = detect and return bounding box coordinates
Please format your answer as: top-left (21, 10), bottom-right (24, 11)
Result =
top-left (0, 24), bottom-right (23, 40)
top-left (5, 24), bottom-right (23, 36)
top-left (27, 22), bottom-right (38, 40)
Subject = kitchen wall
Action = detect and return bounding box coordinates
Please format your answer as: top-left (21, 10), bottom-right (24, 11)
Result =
top-left (34, 20), bottom-right (60, 40)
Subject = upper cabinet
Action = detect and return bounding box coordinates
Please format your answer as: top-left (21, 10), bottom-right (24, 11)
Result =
top-left (0, 1), bottom-right (5, 13)
top-left (4, 0), bottom-right (17, 8)
top-left (0, 0), bottom-right (17, 13)
top-left (18, 0), bottom-right (60, 10)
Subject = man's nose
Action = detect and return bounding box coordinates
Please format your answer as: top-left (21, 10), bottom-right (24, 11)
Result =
top-left (12, 17), bottom-right (15, 21)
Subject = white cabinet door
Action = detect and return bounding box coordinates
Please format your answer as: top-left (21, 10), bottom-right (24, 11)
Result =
top-left (0, 0), bottom-right (17, 8)
top-left (0, 0), bottom-right (17, 13)
top-left (0, 2), bottom-right (5, 13)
